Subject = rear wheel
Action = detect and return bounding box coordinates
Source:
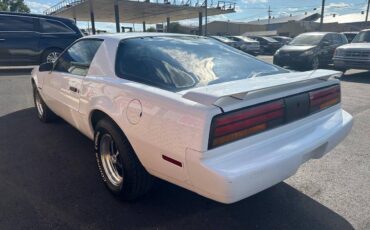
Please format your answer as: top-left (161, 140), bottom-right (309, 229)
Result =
top-left (94, 118), bottom-right (153, 200)
top-left (42, 48), bottom-right (62, 64)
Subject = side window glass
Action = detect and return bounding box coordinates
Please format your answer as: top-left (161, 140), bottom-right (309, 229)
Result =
top-left (41, 19), bottom-right (73, 33)
top-left (0, 15), bottom-right (34, 31)
top-left (54, 40), bottom-right (103, 76)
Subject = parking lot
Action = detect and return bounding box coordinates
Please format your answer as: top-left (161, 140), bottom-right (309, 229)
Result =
top-left (0, 58), bottom-right (369, 229)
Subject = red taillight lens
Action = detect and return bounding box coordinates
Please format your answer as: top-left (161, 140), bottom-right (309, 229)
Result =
top-left (209, 100), bottom-right (284, 149)
top-left (309, 85), bottom-right (341, 113)
top-left (208, 84), bottom-right (341, 149)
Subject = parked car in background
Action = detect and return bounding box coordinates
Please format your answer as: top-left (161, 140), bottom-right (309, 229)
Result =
top-left (32, 33), bottom-right (352, 204)
top-left (271, 36), bottom-right (292, 45)
top-left (341, 32), bottom-right (358, 43)
top-left (248, 36), bottom-right (282, 54)
top-left (226, 36), bottom-right (260, 55)
top-left (273, 32), bottom-right (348, 70)
top-left (0, 12), bottom-right (83, 66)
top-left (334, 29), bottom-right (370, 72)
top-left (209, 36), bottom-right (238, 48)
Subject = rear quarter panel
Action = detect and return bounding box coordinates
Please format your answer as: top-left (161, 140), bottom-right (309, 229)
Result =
top-left (79, 37), bottom-right (220, 182)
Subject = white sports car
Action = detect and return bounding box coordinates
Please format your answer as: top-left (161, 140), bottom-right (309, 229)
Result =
top-left (31, 33), bottom-right (353, 204)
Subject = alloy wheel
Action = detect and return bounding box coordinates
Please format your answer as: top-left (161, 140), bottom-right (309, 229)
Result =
top-left (100, 133), bottom-right (123, 187)
top-left (46, 52), bottom-right (60, 63)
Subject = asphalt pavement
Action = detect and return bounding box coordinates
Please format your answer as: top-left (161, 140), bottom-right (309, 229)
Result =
top-left (0, 64), bottom-right (369, 229)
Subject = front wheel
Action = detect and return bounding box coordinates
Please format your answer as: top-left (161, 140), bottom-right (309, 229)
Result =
top-left (33, 88), bottom-right (57, 123)
top-left (94, 118), bottom-right (153, 200)
top-left (311, 56), bottom-right (320, 70)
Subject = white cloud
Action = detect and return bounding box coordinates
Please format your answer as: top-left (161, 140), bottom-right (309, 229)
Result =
top-left (326, 2), bottom-right (351, 9)
top-left (25, 1), bottom-right (51, 14)
top-left (242, 0), bottom-right (267, 3)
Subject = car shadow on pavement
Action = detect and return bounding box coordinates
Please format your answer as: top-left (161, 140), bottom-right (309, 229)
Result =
top-left (0, 68), bottom-right (33, 77)
top-left (0, 108), bottom-right (354, 230)
top-left (340, 70), bottom-right (370, 84)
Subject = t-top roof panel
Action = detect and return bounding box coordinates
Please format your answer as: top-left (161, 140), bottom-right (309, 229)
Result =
top-left (45, 0), bottom-right (235, 24)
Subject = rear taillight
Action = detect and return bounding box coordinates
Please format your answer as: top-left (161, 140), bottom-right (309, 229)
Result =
top-left (309, 85), bottom-right (341, 113)
top-left (209, 84), bottom-right (341, 149)
top-left (209, 100), bottom-right (285, 149)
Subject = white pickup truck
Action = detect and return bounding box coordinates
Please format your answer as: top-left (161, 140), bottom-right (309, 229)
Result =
top-left (334, 29), bottom-right (370, 72)
top-left (31, 33), bottom-right (353, 203)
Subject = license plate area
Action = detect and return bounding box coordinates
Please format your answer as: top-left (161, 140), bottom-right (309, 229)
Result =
top-left (284, 93), bottom-right (310, 122)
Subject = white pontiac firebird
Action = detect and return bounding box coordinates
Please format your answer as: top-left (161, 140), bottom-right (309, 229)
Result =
top-left (31, 33), bottom-right (353, 204)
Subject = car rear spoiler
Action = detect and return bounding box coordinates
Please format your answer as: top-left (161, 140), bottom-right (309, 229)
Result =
top-left (181, 69), bottom-right (342, 106)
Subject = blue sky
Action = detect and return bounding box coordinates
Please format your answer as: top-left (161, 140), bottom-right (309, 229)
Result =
top-left (25, 0), bottom-right (369, 30)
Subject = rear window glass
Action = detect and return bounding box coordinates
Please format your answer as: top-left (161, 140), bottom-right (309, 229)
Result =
top-left (41, 19), bottom-right (73, 33)
top-left (115, 36), bottom-right (286, 92)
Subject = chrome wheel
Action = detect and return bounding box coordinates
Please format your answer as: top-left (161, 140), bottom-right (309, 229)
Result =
top-left (46, 52), bottom-right (60, 63)
top-left (35, 93), bottom-right (43, 116)
top-left (100, 134), bottom-right (123, 187)
top-left (312, 57), bottom-right (319, 70)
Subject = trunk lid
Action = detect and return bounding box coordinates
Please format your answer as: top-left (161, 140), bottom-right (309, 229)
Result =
top-left (180, 69), bottom-right (341, 112)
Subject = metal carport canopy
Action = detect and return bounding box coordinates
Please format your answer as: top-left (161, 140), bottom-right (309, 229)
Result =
top-left (46, 0), bottom-right (235, 24)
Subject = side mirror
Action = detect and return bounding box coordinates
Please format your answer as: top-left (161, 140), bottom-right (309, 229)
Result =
top-left (39, 62), bottom-right (53, 72)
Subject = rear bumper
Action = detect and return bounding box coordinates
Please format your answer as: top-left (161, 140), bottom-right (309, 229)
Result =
top-left (333, 57), bottom-right (370, 70)
top-left (186, 107), bottom-right (353, 204)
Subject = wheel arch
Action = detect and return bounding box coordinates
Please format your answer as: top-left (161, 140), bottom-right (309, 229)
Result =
top-left (89, 109), bottom-right (148, 166)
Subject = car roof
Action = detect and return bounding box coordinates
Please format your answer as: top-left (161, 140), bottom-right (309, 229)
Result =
top-left (0, 11), bottom-right (74, 23)
top-left (87, 32), bottom-right (196, 41)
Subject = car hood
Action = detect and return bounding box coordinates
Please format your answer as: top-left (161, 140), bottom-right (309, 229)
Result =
top-left (337, 43), bottom-right (370, 50)
top-left (180, 69), bottom-right (341, 110)
top-left (279, 45), bottom-right (316, 52)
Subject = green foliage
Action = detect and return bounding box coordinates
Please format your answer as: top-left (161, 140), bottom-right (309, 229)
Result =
top-left (0, 0), bottom-right (30, 13)
top-left (146, 27), bottom-right (156, 32)
top-left (168, 22), bottom-right (181, 33)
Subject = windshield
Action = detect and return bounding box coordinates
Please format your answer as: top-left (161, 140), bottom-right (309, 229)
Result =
top-left (352, 31), bottom-right (370, 43)
top-left (289, 34), bottom-right (325, 46)
top-left (237, 36), bottom-right (257, 42)
top-left (262, 37), bottom-right (278, 42)
top-left (212, 36), bottom-right (234, 43)
top-left (115, 36), bottom-right (286, 92)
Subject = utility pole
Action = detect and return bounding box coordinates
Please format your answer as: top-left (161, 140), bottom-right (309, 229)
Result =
top-left (366, 0), bottom-right (370, 25)
top-left (320, 0), bottom-right (325, 31)
top-left (267, 5), bottom-right (272, 25)
top-left (204, 0), bottom-right (208, 35)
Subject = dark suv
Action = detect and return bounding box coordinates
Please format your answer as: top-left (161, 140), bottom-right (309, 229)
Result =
top-left (0, 12), bottom-right (83, 66)
top-left (273, 32), bottom-right (348, 70)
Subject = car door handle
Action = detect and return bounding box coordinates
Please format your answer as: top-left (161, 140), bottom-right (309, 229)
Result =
top-left (0, 39), bottom-right (5, 42)
top-left (69, 86), bottom-right (79, 93)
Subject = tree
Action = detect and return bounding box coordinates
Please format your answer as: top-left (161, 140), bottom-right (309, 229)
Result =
top-left (0, 0), bottom-right (30, 13)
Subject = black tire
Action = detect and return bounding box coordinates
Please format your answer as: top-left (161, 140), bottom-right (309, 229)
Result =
top-left (94, 118), bottom-right (153, 200)
top-left (41, 48), bottom-right (62, 64)
top-left (33, 87), bottom-right (58, 123)
top-left (311, 56), bottom-right (320, 70)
